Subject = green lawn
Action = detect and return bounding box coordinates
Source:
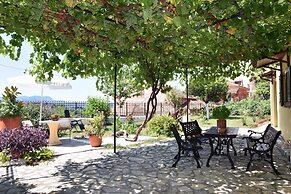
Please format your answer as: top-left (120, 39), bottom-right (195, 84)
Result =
top-left (190, 115), bottom-right (270, 128)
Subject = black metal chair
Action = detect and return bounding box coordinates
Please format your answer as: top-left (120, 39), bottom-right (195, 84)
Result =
top-left (64, 109), bottom-right (85, 132)
top-left (64, 109), bottom-right (71, 118)
top-left (170, 124), bottom-right (202, 168)
top-left (70, 119), bottom-right (85, 131)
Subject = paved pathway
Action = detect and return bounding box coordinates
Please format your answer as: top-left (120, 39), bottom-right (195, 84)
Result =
top-left (1, 129), bottom-right (291, 194)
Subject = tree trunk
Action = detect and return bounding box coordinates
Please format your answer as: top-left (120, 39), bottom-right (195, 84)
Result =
top-left (126, 85), bottom-right (160, 142)
top-left (205, 102), bottom-right (210, 120)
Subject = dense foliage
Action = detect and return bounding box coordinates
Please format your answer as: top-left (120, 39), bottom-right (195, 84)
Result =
top-left (116, 116), bottom-right (137, 135)
top-left (23, 148), bottom-right (54, 165)
top-left (96, 64), bottom-right (143, 107)
top-left (166, 87), bottom-right (185, 111)
top-left (189, 78), bottom-right (228, 103)
top-left (145, 115), bottom-right (178, 137)
top-left (83, 97), bottom-right (111, 118)
top-left (0, 127), bottom-right (48, 159)
top-left (0, 86), bottom-right (23, 118)
top-left (212, 105), bottom-right (231, 120)
top-left (227, 97), bottom-right (270, 119)
top-left (227, 79), bottom-right (270, 123)
top-left (22, 102), bottom-right (42, 125)
top-left (0, 0), bottom-right (289, 140)
top-left (254, 80), bottom-right (270, 100)
top-left (85, 113), bottom-right (106, 136)
top-left (0, 0), bottom-right (289, 80)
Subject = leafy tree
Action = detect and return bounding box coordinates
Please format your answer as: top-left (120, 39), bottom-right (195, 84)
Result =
top-left (95, 64), bottom-right (143, 115)
top-left (166, 87), bottom-right (184, 111)
top-left (189, 78), bottom-right (228, 119)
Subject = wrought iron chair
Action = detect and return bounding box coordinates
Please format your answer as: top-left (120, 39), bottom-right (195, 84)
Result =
top-left (64, 109), bottom-right (84, 130)
top-left (170, 124), bottom-right (202, 168)
top-left (70, 119), bottom-right (85, 131)
top-left (63, 110), bottom-right (85, 139)
top-left (180, 120), bottom-right (208, 150)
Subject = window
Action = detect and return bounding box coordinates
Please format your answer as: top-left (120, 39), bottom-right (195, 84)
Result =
top-left (280, 66), bottom-right (291, 107)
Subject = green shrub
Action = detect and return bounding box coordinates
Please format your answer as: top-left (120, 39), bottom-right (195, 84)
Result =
top-left (23, 148), bottom-right (54, 165)
top-left (145, 115), bottom-right (178, 137)
top-left (227, 98), bottom-right (270, 118)
top-left (0, 151), bottom-right (10, 164)
top-left (22, 102), bottom-right (42, 125)
top-left (122, 122), bottom-right (136, 134)
top-left (83, 97), bottom-right (111, 118)
top-left (112, 116), bottom-right (137, 135)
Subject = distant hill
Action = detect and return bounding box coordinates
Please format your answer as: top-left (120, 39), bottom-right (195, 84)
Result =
top-left (17, 96), bottom-right (54, 102)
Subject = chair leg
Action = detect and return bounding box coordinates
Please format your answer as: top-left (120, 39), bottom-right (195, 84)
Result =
top-left (174, 152), bottom-right (179, 159)
top-left (193, 153), bottom-right (201, 168)
top-left (172, 152), bottom-right (181, 167)
top-left (269, 152), bottom-right (280, 175)
top-left (243, 148), bottom-right (247, 156)
top-left (246, 153), bottom-right (254, 171)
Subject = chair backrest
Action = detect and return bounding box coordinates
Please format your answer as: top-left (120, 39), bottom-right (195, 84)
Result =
top-left (180, 120), bottom-right (202, 139)
top-left (170, 124), bottom-right (183, 148)
top-left (261, 123), bottom-right (272, 138)
top-left (71, 119), bottom-right (85, 130)
top-left (77, 120), bottom-right (85, 130)
top-left (263, 125), bottom-right (281, 148)
top-left (64, 110), bottom-right (71, 118)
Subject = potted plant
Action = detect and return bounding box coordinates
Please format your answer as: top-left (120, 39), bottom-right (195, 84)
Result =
top-left (50, 114), bottom-right (59, 121)
top-left (0, 86), bottom-right (23, 130)
top-left (212, 105), bottom-right (231, 133)
top-left (85, 113), bottom-right (105, 147)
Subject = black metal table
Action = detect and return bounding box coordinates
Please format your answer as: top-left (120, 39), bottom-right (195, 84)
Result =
top-left (203, 127), bottom-right (239, 169)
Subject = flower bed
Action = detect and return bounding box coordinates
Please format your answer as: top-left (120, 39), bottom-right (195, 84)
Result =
top-left (254, 118), bottom-right (271, 127)
top-left (0, 126), bottom-right (53, 164)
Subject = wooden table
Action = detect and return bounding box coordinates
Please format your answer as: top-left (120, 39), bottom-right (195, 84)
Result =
top-left (203, 127), bottom-right (239, 169)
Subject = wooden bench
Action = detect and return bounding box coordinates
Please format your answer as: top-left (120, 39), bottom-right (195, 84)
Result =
top-left (243, 124), bottom-right (281, 175)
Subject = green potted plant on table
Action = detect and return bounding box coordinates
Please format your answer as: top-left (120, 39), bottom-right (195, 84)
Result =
top-left (85, 113), bottom-right (105, 147)
top-left (0, 86), bottom-right (23, 130)
top-left (50, 113), bottom-right (59, 121)
top-left (212, 105), bottom-right (231, 133)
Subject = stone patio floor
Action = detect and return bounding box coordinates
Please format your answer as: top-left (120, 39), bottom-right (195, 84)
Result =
top-left (1, 127), bottom-right (291, 194)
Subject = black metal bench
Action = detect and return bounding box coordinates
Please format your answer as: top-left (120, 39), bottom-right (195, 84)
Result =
top-left (243, 124), bottom-right (281, 175)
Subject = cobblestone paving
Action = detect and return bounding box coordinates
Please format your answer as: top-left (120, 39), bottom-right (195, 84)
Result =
top-left (1, 137), bottom-right (291, 194)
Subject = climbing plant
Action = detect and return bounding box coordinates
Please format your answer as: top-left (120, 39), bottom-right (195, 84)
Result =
top-left (0, 0), bottom-right (290, 140)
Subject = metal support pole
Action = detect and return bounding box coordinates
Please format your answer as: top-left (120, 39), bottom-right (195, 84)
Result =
top-left (114, 65), bottom-right (117, 154)
top-left (39, 84), bottom-right (44, 123)
top-left (186, 67), bottom-right (189, 122)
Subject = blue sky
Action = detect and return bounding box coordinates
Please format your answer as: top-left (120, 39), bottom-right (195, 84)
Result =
top-left (0, 40), bottom-right (103, 101)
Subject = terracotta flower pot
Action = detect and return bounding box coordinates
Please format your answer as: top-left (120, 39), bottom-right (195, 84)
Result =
top-left (217, 119), bottom-right (226, 133)
top-left (89, 135), bottom-right (102, 147)
top-left (0, 116), bottom-right (21, 130)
